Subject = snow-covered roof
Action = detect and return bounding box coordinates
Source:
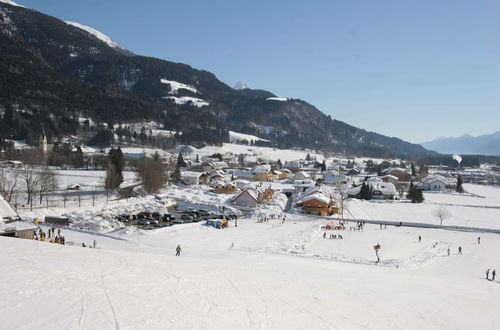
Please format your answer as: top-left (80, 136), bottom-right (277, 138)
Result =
top-left (0, 196), bottom-right (17, 220)
top-left (347, 186), bottom-right (361, 196)
top-left (382, 175), bottom-right (399, 181)
top-left (381, 168), bottom-right (410, 176)
top-left (252, 164), bottom-right (271, 174)
top-left (371, 182), bottom-right (397, 195)
top-left (234, 179), bottom-right (250, 184)
top-left (0, 221), bottom-right (34, 234)
top-left (296, 193), bottom-right (331, 205)
top-left (302, 186), bottom-right (320, 197)
top-left (233, 189), bottom-right (259, 202)
top-left (234, 170), bottom-right (254, 178)
top-left (181, 171), bottom-right (204, 179)
top-left (324, 175), bottom-right (348, 184)
top-left (292, 171), bottom-right (311, 179)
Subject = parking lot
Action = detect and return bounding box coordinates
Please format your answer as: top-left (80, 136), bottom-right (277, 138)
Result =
top-left (116, 203), bottom-right (238, 230)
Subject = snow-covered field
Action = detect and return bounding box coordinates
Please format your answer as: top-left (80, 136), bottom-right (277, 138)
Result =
top-left (347, 183), bottom-right (500, 229)
top-left (3, 161), bottom-right (500, 329)
top-left (1, 213), bottom-right (499, 329)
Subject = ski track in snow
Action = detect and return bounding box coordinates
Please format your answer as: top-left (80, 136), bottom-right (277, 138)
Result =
top-left (79, 290), bottom-right (86, 330)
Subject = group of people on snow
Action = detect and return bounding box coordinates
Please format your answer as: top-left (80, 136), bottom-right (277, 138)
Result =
top-left (35, 226), bottom-right (65, 245)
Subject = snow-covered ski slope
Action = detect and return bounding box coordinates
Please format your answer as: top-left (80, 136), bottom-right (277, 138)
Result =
top-left (1, 214), bottom-right (500, 329)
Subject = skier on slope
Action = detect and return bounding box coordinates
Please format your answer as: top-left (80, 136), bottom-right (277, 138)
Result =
top-left (418, 236), bottom-right (421, 243)
top-left (176, 245), bottom-right (182, 256)
top-left (486, 269), bottom-right (490, 280)
top-left (492, 269), bottom-right (496, 281)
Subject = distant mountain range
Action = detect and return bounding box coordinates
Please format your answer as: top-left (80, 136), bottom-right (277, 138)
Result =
top-left (421, 131), bottom-right (500, 156)
top-left (0, 0), bottom-right (433, 159)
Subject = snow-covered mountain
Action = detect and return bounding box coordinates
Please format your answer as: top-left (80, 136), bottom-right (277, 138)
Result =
top-left (0, 0), bottom-right (25, 8)
top-left (65, 21), bottom-right (122, 49)
top-left (233, 81), bottom-right (251, 90)
top-left (421, 131), bottom-right (500, 155)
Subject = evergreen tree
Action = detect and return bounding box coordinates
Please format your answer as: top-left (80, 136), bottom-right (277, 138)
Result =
top-left (170, 163), bottom-right (182, 183)
top-left (321, 160), bottom-right (326, 172)
top-left (177, 152), bottom-right (187, 167)
top-left (359, 182), bottom-right (372, 200)
top-left (407, 182), bottom-right (424, 203)
top-left (195, 154), bottom-right (200, 163)
top-left (153, 151), bottom-right (160, 161)
top-left (73, 145), bottom-right (84, 168)
top-left (108, 147), bottom-right (124, 187)
top-left (276, 159), bottom-right (283, 170)
top-left (411, 163), bottom-right (416, 176)
top-left (305, 153), bottom-right (311, 161)
top-left (456, 175), bottom-right (464, 193)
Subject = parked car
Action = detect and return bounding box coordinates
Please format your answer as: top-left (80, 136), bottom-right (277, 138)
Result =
top-left (162, 214), bottom-right (174, 221)
top-left (148, 219), bottom-right (159, 225)
top-left (137, 219), bottom-right (150, 225)
top-left (181, 214), bottom-right (193, 220)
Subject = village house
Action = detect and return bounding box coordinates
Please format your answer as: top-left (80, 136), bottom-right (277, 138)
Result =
top-left (233, 169), bottom-right (254, 180)
top-left (419, 175), bottom-right (449, 191)
top-left (371, 182), bottom-right (397, 200)
top-left (213, 182), bottom-right (237, 194)
top-left (231, 187), bottom-right (275, 208)
top-left (380, 168), bottom-right (412, 182)
top-left (293, 180), bottom-right (316, 193)
top-left (231, 189), bottom-right (260, 208)
top-left (252, 164), bottom-right (274, 181)
top-left (346, 168), bottom-right (361, 176)
top-left (284, 161), bottom-right (301, 173)
top-left (323, 174), bottom-right (349, 185)
top-left (296, 194), bottom-right (339, 216)
top-left (381, 175), bottom-right (399, 184)
top-left (181, 171), bottom-right (205, 185)
top-left (291, 171), bottom-right (311, 181)
top-left (347, 181), bottom-right (397, 200)
top-left (0, 222), bottom-right (35, 240)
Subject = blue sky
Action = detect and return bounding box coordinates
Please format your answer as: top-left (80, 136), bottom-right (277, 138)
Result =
top-left (18, 0), bottom-right (500, 143)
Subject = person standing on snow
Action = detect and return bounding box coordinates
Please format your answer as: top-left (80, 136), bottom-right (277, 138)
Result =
top-left (492, 269), bottom-right (496, 281)
top-left (478, 237), bottom-right (481, 244)
top-left (418, 236), bottom-right (421, 243)
top-left (458, 246), bottom-right (462, 254)
top-left (176, 245), bottom-right (182, 256)
top-left (447, 248), bottom-right (450, 256)
top-left (486, 269), bottom-right (490, 280)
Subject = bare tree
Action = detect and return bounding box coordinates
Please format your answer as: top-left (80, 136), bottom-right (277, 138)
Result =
top-left (432, 206), bottom-right (452, 225)
top-left (136, 157), bottom-right (168, 194)
top-left (0, 168), bottom-right (20, 203)
top-left (20, 163), bottom-right (43, 207)
top-left (38, 167), bottom-right (57, 204)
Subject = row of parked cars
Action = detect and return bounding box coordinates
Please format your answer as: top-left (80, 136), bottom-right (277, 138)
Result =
top-left (179, 209), bottom-right (238, 222)
top-left (116, 209), bottom-right (238, 228)
top-left (116, 211), bottom-right (176, 226)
